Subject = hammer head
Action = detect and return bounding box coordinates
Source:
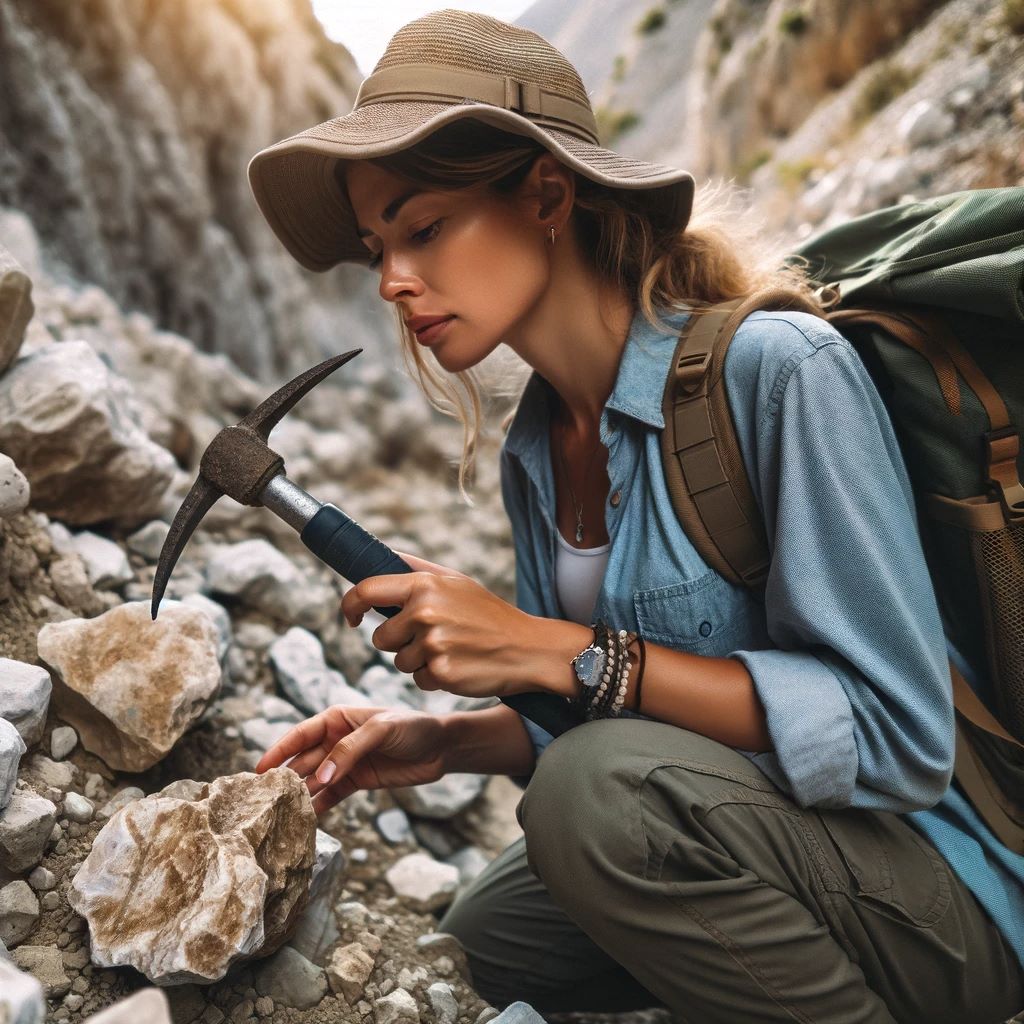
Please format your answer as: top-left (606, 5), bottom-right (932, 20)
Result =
top-left (151, 349), bottom-right (362, 619)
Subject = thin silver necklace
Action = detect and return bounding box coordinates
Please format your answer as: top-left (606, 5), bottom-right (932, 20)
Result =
top-left (555, 410), bottom-right (601, 544)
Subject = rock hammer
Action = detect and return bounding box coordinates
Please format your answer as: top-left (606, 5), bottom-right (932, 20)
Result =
top-left (151, 349), bottom-right (581, 738)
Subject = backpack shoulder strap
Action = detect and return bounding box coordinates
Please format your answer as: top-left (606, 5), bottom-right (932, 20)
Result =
top-left (660, 290), bottom-right (820, 589)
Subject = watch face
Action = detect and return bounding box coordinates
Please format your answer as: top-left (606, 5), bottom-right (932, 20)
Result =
top-left (574, 647), bottom-right (603, 688)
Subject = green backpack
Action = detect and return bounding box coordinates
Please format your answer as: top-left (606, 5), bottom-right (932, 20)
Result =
top-left (659, 187), bottom-right (1024, 853)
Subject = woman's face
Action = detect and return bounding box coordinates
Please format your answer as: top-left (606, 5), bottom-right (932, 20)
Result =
top-left (343, 158), bottom-right (555, 373)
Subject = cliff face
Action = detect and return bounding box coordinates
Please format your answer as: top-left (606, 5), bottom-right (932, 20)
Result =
top-left (0, 0), bottom-right (389, 381)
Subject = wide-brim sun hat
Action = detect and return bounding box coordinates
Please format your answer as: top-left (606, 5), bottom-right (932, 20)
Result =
top-left (248, 8), bottom-right (696, 273)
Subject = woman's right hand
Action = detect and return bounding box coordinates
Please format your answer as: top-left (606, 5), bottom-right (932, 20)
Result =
top-left (255, 705), bottom-right (449, 816)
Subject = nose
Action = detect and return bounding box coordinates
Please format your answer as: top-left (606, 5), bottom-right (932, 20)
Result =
top-left (378, 255), bottom-right (424, 305)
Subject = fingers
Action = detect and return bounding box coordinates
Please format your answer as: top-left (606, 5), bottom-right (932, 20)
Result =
top-left (311, 774), bottom-right (358, 816)
top-left (311, 716), bottom-right (386, 791)
top-left (393, 550), bottom-right (468, 578)
top-left (341, 574), bottom-right (417, 626)
top-left (255, 715), bottom-right (329, 773)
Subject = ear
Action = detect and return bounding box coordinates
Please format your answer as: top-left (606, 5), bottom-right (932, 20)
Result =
top-left (517, 152), bottom-right (575, 234)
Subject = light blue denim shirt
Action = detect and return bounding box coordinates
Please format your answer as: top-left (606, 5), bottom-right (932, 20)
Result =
top-left (499, 304), bottom-right (1024, 967)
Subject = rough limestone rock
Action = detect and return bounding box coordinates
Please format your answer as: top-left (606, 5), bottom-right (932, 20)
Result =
top-left (269, 627), bottom-right (371, 715)
top-left (0, 718), bottom-right (26, 810)
top-left (0, 956), bottom-right (45, 1023)
top-left (0, 791), bottom-right (57, 873)
top-left (0, 659), bottom-right (52, 746)
top-left (36, 600), bottom-right (221, 772)
top-left (0, 452), bottom-right (30, 519)
top-left (0, 340), bottom-right (177, 527)
top-left (390, 773), bottom-right (488, 821)
top-left (68, 531), bottom-right (133, 590)
top-left (10, 944), bottom-right (69, 998)
top-left (68, 767), bottom-right (317, 985)
top-left (0, 880), bottom-right (39, 947)
top-left (385, 853), bottom-right (460, 914)
top-left (205, 539), bottom-right (334, 631)
top-left (326, 942), bottom-right (376, 1003)
top-left (375, 987), bottom-right (420, 1024)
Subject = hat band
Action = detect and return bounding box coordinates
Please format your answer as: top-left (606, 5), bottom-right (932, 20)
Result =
top-left (354, 63), bottom-right (601, 146)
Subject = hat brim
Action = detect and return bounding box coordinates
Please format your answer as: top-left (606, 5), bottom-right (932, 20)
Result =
top-left (248, 101), bottom-right (695, 273)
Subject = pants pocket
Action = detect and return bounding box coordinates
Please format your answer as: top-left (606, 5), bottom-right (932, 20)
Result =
top-left (816, 808), bottom-right (952, 929)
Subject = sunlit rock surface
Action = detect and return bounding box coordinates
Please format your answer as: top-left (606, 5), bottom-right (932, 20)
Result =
top-left (68, 768), bottom-right (317, 985)
top-left (36, 600), bottom-right (221, 772)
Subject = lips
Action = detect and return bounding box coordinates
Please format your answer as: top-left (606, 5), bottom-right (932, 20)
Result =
top-left (406, 314), bottom-right (455, 334)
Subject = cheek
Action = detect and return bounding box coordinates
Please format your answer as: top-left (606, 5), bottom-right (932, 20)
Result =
top-left (454, 212), bottom-right (547, 306)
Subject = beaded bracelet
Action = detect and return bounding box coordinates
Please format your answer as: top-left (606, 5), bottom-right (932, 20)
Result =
top-left (577, 621), bottom-right (638, 721)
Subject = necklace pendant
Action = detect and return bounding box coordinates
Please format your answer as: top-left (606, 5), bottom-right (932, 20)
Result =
top-left (575, 524), bottom-right (584, 543)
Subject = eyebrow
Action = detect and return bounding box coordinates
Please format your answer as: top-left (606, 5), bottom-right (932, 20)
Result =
top-left (355, 188), bottom-right (425, 239)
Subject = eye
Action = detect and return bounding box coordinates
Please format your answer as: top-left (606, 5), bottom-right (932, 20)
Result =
top-left (366, 219), bottom-right (444, 271)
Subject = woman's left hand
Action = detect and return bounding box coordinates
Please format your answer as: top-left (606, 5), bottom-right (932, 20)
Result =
top-left (340, 549), bottom-right (537, 700)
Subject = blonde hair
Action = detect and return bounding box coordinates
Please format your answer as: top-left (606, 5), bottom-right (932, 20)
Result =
top-left (335, 119), bottom-right (825, 504)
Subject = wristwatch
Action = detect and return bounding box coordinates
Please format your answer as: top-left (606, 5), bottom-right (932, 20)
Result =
top-left (569, 625), bottom-right (607, 705)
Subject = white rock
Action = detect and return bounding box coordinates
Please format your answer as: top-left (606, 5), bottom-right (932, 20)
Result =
top-left (27, 867), bottom-right (55, 892)
top-left (269, 627), bottom-right (370, 715)
top-left (357, 665), bottom-right (419, 711)
top-left (0, 881), bottom-right (39, 947)
top-left (96, 787), bottom-right (143, 820)
top-left (0, 792), bottom-right (58, 873)
top-left (488, 1003), bottom-right (547, 1024)
top-left (254, 944), bottom-right (328, 1009)
top-left (0, 453), bottom-right (30, 519)
top-left (69, 768), bottom-right (317, 985)
top-left (239, 719), bottom-right (293, 753)
top-left (427, 982), bottom-right (459, 1024)
top-left (80, 988), bottom-right (172, 1023)
top-left (205, 539), bottom-right (334, 630)
top-left (0, 718), bottom-right (26, 810)
top-left (36, 601), bottom-right (221, 772)
top-left (376, 808), bottom-right (413, 845)
top-left (0, 956), bottom-right (44, 1023)
top-left (374, 987), bottom-right (420, 1024)
top-left (180, 593), bottom-right (232, 663)
top-left (0, 660), bottom-right (52, 746)
top-left (445, 847), bottom-right (491, 887)
top-left (385, 853), bottom-right (460, 913)
top-left (898, 100), bottom-right (955, 149)
top-left (69, 532), bottom-right (133, 590)
top-left (49, 726), bottom-right (77, 761)
top-left (390, 774), bottom-right (487, 821)
top-left (290, 830), bottom-right (346, 965)
top-left (0, 340), bottom-right (177, 527)
top-left (125, 520), bottom-right (170, 561)
top-left (63, 793), bottom-right (93, 824)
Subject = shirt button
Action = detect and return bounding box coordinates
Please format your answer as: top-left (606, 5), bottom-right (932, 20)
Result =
top-left (699, 621), bottom-right (712, 637)
top-left (609, 490), bottom-right (622, 507)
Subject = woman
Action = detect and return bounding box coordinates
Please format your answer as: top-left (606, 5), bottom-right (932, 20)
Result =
top-left (251, 10), bottom-right (1024, 1021)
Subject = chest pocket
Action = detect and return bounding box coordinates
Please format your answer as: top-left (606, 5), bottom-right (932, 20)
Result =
top-left (633, 570), bottom-right (764, 653)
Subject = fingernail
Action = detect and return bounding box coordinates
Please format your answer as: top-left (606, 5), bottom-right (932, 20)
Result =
top-left (317, 762), bottom-right (336, 785)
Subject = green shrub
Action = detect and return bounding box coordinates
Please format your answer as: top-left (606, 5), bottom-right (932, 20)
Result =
top-left (1004, 0), bottom-right (1024, 33)
top-left (779, 10), bottom-right (810, 35)
top-left (851, 60), bottom-right (917, 125)
top-left (637, 7), bottom-right (667, 33)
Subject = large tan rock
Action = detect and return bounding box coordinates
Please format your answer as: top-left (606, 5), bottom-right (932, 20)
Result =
top-left (36, 600), bottom-right (221, 772)
top-left (68, 768), bottom-right (317, 986)
top-left (0, 242), bottom-right (33, 375)
top-left (0, 340), bottom-right (177, 527)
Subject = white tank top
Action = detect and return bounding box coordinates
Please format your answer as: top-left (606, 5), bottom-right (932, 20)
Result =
top-left (554, 527), bottom-right (610, 625)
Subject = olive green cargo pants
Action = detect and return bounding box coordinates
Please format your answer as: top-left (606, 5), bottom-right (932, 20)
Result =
top-left (437, 718), bottom-right (1024, 1023)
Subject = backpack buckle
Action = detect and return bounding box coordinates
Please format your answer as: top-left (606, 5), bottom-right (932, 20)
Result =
top-left (674, 350), bottom-right (713, 394)
top-left (983, 426), bottom-right (1024, 523)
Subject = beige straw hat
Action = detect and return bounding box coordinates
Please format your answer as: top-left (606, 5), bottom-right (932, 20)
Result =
top-left (248, 8), bottom-right (696, 273)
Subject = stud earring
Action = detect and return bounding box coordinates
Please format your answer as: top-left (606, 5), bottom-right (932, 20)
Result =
top-left (548, 225), bottom-right (556, 245)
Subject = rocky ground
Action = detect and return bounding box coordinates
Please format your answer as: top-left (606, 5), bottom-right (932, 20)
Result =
top-left (0, 219), bottom-right (581, 1024)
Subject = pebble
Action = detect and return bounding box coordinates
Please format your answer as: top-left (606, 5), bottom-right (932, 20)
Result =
top-left (28, 866), bottom-right (56, 890)
top-left (254, 996), bottom-right (274, 1017)
top-left (63, 992), bottom-right (84, 1011)
top-left (83, 773), bottom-right (106, 801)
top-left (230, 999), bottom-right (255, 1021)
top-left (50, 726), bottom-right (78, 760)
top-left (474, 1009), bottom-right (500, 1024)
top-left (373, 987), bottom-right (419, 1024)
top-left (41, 892), bottom-right (60, 911)
top-left (63, 793), bottom-right (94, 823)
top-left (0, 879), bottom-right (40, 945)
top-left (427, 982), bottom-right (459, 1024)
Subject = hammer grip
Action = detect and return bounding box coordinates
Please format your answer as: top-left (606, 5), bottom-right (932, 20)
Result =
top-left (300, 503), bottom-right (581, 739)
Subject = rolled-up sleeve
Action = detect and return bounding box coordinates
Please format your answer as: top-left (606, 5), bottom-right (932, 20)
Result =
top-left (499, 444), bottom-right (555, 772)
top-left (727, 327), bottom-right (954, 812)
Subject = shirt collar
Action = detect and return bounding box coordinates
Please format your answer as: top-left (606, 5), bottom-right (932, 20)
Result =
top-left (503, 304), bottom-right (692, 472)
